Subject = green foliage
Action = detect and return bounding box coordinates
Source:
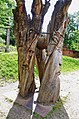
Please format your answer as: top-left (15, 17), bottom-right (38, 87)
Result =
top-left (61, 56), bottom-right (79, 72)
top-left (64, 14), bottom-right (79, 51)
top-left (0, 28), bottom-right (6, 44)
top-left (0, 43), bottom-right (5, 47)
top-left (0, 0), bottom-right (15, 27)
top-left (0, 43), bottom-right (16, 52)
top-left (0, 0), bottom-right (16, 45)
top-left (10, 29), bottom-right (16, 46)
top-left (0, 52), bottom-right (18, 81)
top-left (74, 11), bottom-right (79, 27)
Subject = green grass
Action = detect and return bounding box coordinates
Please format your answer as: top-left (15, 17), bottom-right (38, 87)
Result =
top-left (33, 98), bottom-right (66, 119)
top-left (0, 52), bottom-right (38, 82)
top-left (34, 65), bottom-right (39, 77)
top-left (33, 101), bottom-right (62, 119)
top-left (61, 56), bottom-right (79, 73)
top-left (0, 52), bottom-right (18, 82)
top-left (0, 52), bottom-right (79, 82)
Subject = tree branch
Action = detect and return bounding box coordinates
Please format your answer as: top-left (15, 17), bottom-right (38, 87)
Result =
top-left (31, 0), bottom-right (50, 33)
top-left (15, 0), bottom-right (27, 15)
top-left (42, 0), bottom-right (50, 18)
top-left (47, 0), bottom-right (72, 40)
top-left (31, 0), bottom-right (43, 16)
top-left (13, 0), bottom-right (28, 46)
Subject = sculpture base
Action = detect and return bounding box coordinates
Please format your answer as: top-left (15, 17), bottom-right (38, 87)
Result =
top-left (3, 90), bottom-right (54, 117)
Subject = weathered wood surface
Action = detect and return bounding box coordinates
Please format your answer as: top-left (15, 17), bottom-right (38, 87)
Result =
top-left (13, 0), bottom-right (72, 105)
top-left (37, 0), bottom-right (72, 105)
top-left (13, 0), bottom-right (50, 97)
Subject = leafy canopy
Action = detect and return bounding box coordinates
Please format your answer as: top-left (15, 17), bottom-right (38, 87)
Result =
top-left (0, 0), bottom-right (15, 27)
top-left (64, 13), bottom-right (79, 51)
top-left (0, 0), bottom-right (16, 44)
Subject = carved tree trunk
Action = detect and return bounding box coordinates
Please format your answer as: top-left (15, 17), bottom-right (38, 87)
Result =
top-left (13, 0), bottom-right (50, 97)
top-left (37, 0), bottom-right (72, 105)
top-left (13, 0), bottom-right (72, 105)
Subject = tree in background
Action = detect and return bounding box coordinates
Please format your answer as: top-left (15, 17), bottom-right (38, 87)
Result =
top-left (75, 11), bottom-right (79, 30)
top-left (64, 13), bottom-right (79, 51)
top-left (0, 0), bottom-right (15, 46)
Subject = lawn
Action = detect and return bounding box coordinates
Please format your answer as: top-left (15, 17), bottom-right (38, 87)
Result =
top-left (61, 56), bottom-right (79, 72)
top-left (0, 52), bottom-right (18, 82)
top-left (0, 52), bottom-right (79, 82)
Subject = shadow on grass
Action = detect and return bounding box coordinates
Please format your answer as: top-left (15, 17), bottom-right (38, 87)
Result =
top-left (6, 94), bottom-right (69, 119)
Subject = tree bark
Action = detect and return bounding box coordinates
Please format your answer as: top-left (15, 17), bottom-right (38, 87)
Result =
top-left (5, 28), bottom-right (10, 52)
top-left (13, 0), bottom-right (50, 97)
top-left (13, 0), bottom-right (72, 105)
top-left (37, 0), bottom-right (72, 105)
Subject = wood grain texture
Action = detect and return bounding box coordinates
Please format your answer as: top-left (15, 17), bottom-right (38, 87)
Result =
top-left (13, 0), bottom-right (72, 105)
top-left (37, 0), bottom-right (72, 105)
top-left (13, 0), bottom-right (50, 97)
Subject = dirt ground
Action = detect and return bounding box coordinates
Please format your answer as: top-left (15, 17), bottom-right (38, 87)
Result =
top-left (0, 70), bottom-right (79, 119)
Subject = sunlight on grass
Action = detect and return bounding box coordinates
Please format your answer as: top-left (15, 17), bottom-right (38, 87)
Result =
top-left (61, 56), bottom-right (79, 73)
top-left (0, 52), bottom-right (79, 82)
top-left (0, 52), bottom-right (18, 81)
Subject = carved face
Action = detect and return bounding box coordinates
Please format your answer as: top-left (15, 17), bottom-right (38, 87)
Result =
top-left (34, 0), bottom-right (42, 15)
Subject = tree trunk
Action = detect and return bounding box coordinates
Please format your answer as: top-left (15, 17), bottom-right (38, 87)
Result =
top-left (13, 0), bottom-right (50, 97)
top-left (13, 0), bottom-right (72, 105)
top-left (37, 0), bottom-right (72, 105)
top-left (5, 28), bottom-right (10, 52)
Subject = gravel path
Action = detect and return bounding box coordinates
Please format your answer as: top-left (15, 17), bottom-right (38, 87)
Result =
top-left (60, 70), bottom-right (79, 119)
top-left (0, 70), bottom-right (79, 119)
